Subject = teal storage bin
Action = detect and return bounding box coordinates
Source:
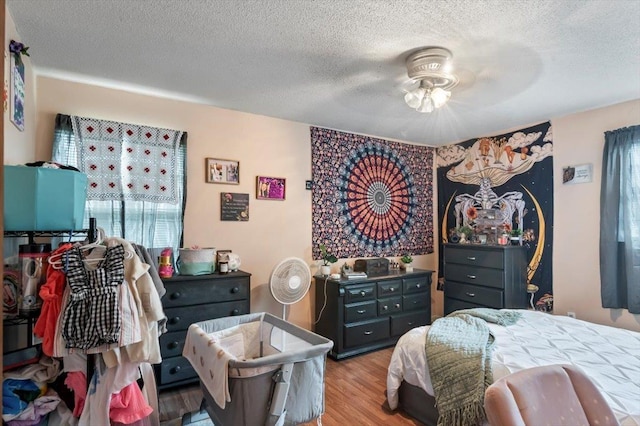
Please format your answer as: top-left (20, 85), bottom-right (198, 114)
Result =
top-left (4, 166), bottom-right (88, 231)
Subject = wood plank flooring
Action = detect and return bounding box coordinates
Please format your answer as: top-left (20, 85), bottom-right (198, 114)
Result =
top-left (158, 346), bottom-right (423, 425)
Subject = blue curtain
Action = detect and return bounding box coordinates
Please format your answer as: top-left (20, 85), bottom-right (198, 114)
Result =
top-left (600, 125), bottom-right (640, 313)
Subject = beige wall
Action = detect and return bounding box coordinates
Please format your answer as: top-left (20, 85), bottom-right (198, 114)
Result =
top-left (34, 76), bottom-right (437, 329)
top-left (3, 8), bottom-right (36, 164)
top-left (11, 71), bottom-right (640, 332)
top-left (552, 99), bottom-right (640, 331)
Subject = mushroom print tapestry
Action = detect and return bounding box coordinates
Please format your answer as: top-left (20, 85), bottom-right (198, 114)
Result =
top-left (436, 121), bottom-right (554, 306)
top-left (310, 127), bottom-right (434, 261)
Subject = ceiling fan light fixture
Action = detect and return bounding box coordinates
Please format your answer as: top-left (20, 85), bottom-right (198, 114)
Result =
top-left (403, 47), bottom-right (458, 113)
top-left (431, 87), bottom-right (451, 108)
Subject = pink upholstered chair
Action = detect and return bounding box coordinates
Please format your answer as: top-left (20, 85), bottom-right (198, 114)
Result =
top-left (484, 364), bottom-right (619, 426)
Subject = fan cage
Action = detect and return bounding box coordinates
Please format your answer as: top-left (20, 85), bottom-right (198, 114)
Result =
top-left (270, 257), bottom-right (312, 305)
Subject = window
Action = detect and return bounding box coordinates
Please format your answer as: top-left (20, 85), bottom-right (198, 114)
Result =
top-left (52, 114), bottom-right (187, 253)
top-left (600, 125), bottom-right (640, 313)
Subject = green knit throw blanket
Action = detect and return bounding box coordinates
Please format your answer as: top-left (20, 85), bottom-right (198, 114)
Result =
top-left (425, 309), bottom-right (521, 426)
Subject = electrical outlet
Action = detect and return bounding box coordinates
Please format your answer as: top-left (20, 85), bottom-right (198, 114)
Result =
top-left (567, 311), bottom-right (576, 318)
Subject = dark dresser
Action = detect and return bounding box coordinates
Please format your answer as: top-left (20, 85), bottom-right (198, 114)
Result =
top-left (443, 244), bottom-right (527, 315)
top-left (314, 269), bottom-right (433, 360)
top-left (156, 271), bottom-right (251, 389)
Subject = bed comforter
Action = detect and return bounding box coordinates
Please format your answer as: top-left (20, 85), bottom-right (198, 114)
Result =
top-left (387, 310), bottom-right (640, 425)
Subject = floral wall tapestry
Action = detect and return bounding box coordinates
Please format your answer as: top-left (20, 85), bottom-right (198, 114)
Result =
top-left (311, 127), bottom-right (434, 261)
top-left (436, 121), bottom-right (554, 305)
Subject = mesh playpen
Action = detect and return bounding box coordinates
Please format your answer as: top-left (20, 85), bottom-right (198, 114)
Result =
top-left (183, 312), bottom-right (333, 426)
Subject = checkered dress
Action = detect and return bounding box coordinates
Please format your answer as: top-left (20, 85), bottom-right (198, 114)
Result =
top-left (61, 244), bottom-right (125, 350)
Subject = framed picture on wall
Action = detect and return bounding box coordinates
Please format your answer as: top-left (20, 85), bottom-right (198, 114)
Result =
top-left (206, 158), bottom-right (239, 184)
top-left (256, 176), bottom-right (286, 200)
top-left (10, 54), bottom-right (25, 132)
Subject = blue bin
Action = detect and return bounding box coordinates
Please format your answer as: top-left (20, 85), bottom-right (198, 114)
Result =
top-left (4, 166), bottom-right (88, 231)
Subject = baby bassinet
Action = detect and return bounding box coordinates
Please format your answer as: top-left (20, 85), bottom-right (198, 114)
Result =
top-left (183, 312), bottom-right (334, 426)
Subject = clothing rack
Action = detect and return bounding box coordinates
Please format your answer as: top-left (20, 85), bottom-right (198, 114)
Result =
top-left (2, 217), bottom-right (98, 245)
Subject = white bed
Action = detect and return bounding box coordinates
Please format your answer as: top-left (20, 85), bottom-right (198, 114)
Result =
top-left (387, 310), bottom-right (640, 426)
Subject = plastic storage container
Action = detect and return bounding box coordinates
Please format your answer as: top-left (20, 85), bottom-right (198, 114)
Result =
top-left (4, 166), bottom-right (88, 231)
top-left (18, 243), bottom-right (51, 315)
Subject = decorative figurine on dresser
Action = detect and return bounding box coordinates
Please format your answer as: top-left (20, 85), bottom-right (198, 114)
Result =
top-left (314, 260), bottom-right (433, 360)
top-left (443, 244), bottom-right (527, 315)
top-left (156, 271), bottom-right (251, 388)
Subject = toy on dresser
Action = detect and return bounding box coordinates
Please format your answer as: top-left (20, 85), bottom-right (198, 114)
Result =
top-left (158, 248), bottom-right (174, 278)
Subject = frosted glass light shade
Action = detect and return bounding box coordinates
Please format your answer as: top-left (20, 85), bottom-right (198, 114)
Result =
top-left (431, 88), bottom-right (450, 108)
top-left (404, 87), bottom-right (426, 109)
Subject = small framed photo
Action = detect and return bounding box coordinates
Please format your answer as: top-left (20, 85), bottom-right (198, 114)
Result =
top-left (256, 176), bottom-right (286, 200)
top-left (206, 158), bottom-right (239, 184)
top-left (217, 250), bottom-right (232, 264)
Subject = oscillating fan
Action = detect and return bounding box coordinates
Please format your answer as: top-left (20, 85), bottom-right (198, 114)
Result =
top-left (269, 257), bottom-right (312, 319)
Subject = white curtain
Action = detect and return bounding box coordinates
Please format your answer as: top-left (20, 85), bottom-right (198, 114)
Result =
top-left (52, 114), bottom-right (187, 254)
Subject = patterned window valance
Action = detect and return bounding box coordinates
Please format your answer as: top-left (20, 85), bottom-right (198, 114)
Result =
top-left (71, 115), bottom-right (184, 204)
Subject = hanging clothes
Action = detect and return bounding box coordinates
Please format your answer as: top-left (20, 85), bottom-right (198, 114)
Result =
top-left (33, 243), bottom-right (74, 356)
top-left (101, 237), bottom-right (165, 367)
top-left (61, 244), bottom-right (125, 350)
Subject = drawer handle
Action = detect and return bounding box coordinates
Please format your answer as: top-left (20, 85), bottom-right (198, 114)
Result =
top-left (389, 287), bottom-right (396, 292)
top-left (231, 287), bottom-right (239, 294)
top-left (466, 274), bottom-right (477, 279)
top-left (364, 331), bottom-right (373, 335)
top-left (413, 300), bottom-right (418, 305)
top-left (407, 321), bottom-right (414, 326)
top-left (465, 292), bottom-right (476, 297)
top-left (168, 341), bottom-right (179, 350)
top-left (232, 308), bottom-right (240, 315)
top-left (416, 284), bottom-right (421, 289)
top-left (382, 305), bottom-right (388, 311)
top-left (169, 292), bottom-right (181, 300)
top-left (169, 316), bottom-right (180, 325)
top-left (357, 309), bottom-right (366, 314)
top-left (395, 303), bottom-right (401, 309)
top-left (467, 256), bottom-right (476, 261)
top-left (360, 291), bottom-right (367, 296)
top-left (170, 365), bottom-right (181, 374)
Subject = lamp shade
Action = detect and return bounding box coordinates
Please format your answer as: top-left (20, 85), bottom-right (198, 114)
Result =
top-left (431, 88), bottom-right (451, 108)
top-left (404, 87), bottom-right (426, 109)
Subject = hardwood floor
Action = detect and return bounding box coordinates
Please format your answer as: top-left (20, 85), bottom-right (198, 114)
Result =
top-left (158, 346), bottom-right (423, 425)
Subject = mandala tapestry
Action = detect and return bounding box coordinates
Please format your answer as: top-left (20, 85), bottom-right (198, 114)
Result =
top-left (311, 127), bottom-right (434, 261)
top-left (436, 121), bottom-right (554, 304)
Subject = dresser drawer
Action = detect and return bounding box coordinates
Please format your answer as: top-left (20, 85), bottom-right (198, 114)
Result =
top-left (377, 280), bottom-right (402, 297)
top-left (445, 282), bottom-right (503, 308)
top-left (403, 276), bottom-right (430, 294)
top-left (391, 311), bottom-right (429, 336)
top-left (344, 301), bottom-right (377, 323)
top-left (444, 297), bottom-right (481, 315)
top-left (165, 300), bottom-right (249, 332)
top-left (403, 293), bottom-right (429, 311)
top-left (445, 247), bottom-right (504, 269)
top-left (344, 318), bottom-right (389, 348)
top-left (163, 277), bottom-right (249, 308)
top-left (159, 330), bottom-right (187, 358)
top-left (378, 296), bottom-right (402, 316)
top-left (158, 356), bottom-right (195, 384)
top-left (345, 283), bottom-right (376, 303)
top-left (445, 264), bottom-right (504, 288)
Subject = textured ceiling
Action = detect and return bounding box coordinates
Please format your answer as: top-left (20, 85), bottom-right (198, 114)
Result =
top-left (7, 0), bottom-right (640, 146)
